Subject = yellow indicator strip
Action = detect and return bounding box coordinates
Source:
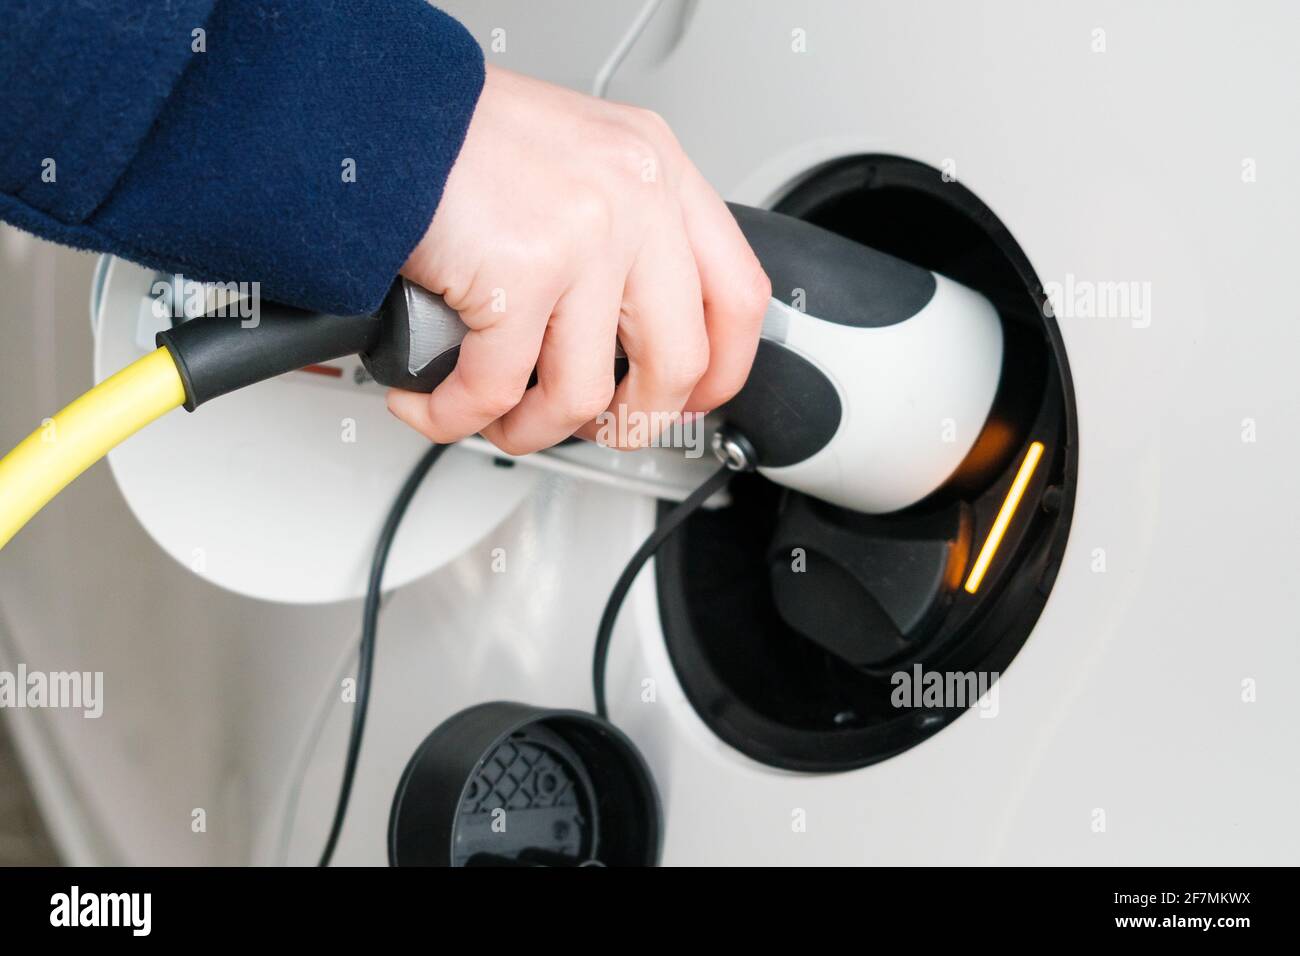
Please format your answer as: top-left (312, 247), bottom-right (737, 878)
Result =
top-left (963, 441), bottom-right (1045, 594)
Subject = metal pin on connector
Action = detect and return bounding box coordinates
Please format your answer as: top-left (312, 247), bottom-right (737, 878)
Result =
top-left (711, 427), bottom-right (758, 472)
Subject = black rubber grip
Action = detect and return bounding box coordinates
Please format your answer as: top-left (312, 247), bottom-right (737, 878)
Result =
top-left (727, 203), bottom-right (935, 327)
top-left (721, 339), bottom-right (841, 467)
top-left (157, 304), bottom-right (379, 411)
top-left (358, 280), bottom-right (432, 392)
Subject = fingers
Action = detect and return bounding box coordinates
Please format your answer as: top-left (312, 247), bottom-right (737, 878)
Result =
top-left (389, 178), bottom-right (765, 452)
top-left (481, 273), bottom-right (623, 455)
top-left (677, 164), bottom-right (770, 413)
top-left (386, 280), bottom-right (557, 444)
top-left (575, 213), bottom-right (708, 448)
top-left (389, 161), bottom-right (763, 453)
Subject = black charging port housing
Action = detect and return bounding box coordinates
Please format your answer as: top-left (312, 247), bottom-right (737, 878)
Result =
top-left (656, 155), bottom-right (1079, 772)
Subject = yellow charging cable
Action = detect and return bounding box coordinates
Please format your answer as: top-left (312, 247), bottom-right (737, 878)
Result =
top-left (0, 348), bottom-right (185, 550)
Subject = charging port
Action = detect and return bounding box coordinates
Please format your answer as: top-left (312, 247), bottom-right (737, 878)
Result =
top-left (656, 155), bottom-right (1079, 772)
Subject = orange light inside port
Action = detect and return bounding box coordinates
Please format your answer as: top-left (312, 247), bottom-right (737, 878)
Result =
top-left (963, 441), bottom-right (1045, 594)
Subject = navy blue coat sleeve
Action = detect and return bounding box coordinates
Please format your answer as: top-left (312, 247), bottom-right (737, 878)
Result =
top-left (0, 0), bottom-right (484, 314)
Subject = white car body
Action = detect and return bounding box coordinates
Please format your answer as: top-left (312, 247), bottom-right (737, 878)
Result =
top-left (0, 0), bottom-right (1295, 865)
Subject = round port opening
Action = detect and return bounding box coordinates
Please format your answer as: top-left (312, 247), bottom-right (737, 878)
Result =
top-left (657, 155), bottom-right (1078, 772)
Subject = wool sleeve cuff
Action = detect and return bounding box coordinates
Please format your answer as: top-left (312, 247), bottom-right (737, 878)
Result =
top-left (0, 0), bottom-right (485, 314)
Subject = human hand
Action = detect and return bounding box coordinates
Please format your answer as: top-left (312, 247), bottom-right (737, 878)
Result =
top-left (387, 65), bottom-right (770, 454)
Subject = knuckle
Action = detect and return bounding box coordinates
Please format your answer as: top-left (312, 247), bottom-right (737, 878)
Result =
top-left (662, 348), bottom-right (709, 392)
top-left (490, 430), bottom-right (533, 457)
top-left (699, 373), bottom-right (747, 410)
top-left (416, 410), bottom-right (466, 445)
top-left (503, 379), bottom-right (531, 412)
top-left (561, 193), bottom-right (615, 253)
top-left (740, 263), bottom-right (773, 315)
top-left (460, 310), bottom-right (501, 333)
top-left (568, 189), bottom-right (613, 235)
top-left (682, 342), bottom-right (712, 384)
top-left (467, 378), bottom-right (528, 420)
top-left (599, 126), bottom-right (666, 188)
top-left (490, 233), bottom-right (566, 285)
top-left (428, 425), bottom-right (465, 445)
top-left (478, 394), bottom-right (517, 421)
top-left (457, 286), bottom-right (510, 330)
top-left (631, 107), bottom-right (675, 144)
top-left (516, 237), bottom-right (568, 279)
top-left (557, 379), bottom-right (615, 423)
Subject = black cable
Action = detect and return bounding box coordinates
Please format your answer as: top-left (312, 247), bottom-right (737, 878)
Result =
top-left (593, 464), bottom-right (733, 719)
top-left (318, 440), bottom-right (734, 860)
top-left (318, 442), bottom-right (448, 867)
